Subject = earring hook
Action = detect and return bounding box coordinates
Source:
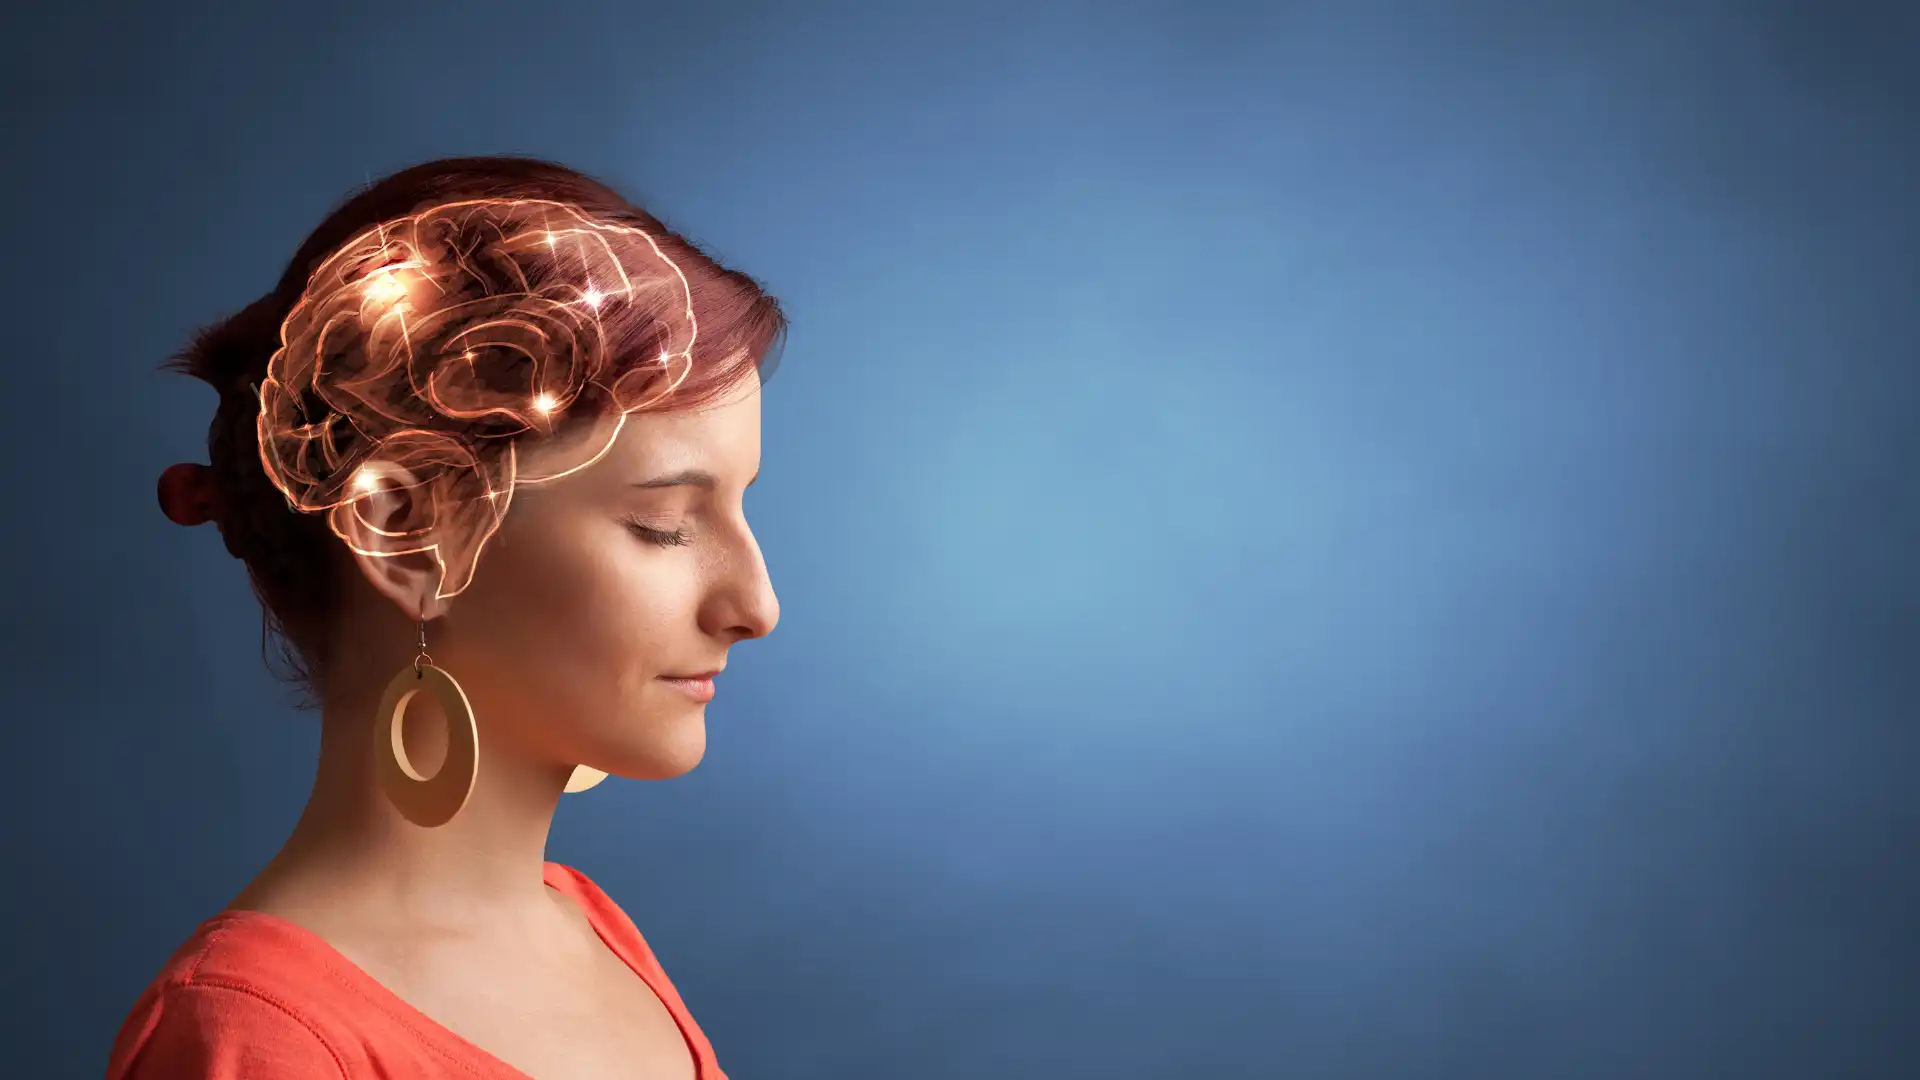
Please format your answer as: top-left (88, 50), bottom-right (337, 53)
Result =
top-left (414, 609), bottom-right (434, 677)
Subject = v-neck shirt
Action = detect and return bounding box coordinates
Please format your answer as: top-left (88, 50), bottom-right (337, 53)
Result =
top-left (105, 862), bottom-right (725, 1079)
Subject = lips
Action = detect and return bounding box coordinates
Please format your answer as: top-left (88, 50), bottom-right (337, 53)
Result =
top-left (657, 669), bottom-right (721, 704)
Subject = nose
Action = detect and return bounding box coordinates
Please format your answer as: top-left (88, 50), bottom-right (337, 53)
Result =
top-left (703, 527), bottom-right (779, 643)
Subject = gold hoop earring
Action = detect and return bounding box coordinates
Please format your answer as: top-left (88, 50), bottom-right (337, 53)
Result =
top-left (565, 766), bottom-right (608, 793)
top-left (375, 613), bottom-right (479, 828)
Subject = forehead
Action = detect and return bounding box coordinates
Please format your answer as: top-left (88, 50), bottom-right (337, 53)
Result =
top-left (558, 376), bottom-right (762, 484)
top-left (634, 379), bottom-right (760, 456)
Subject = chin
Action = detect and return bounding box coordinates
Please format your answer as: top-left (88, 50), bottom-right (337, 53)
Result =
top-left (647, 735), bottom-right (708, 779)
top-left (600, 712), bottom-right (708, 781)
top-left (623, 751), bottom-right (706, 782)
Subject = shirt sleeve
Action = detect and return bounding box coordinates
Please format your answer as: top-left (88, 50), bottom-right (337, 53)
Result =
top-left (112, 981), bottom-right (347, 1080)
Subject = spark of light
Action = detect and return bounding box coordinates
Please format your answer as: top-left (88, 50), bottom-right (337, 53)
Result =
top-left (253, 198), bottom-right (703, 599)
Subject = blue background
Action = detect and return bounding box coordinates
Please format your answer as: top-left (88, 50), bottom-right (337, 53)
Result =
top-left (2, 2), bottom-right (1916, 1077)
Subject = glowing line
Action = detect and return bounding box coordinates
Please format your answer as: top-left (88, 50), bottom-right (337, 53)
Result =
top-left (253, 198), bottom-right (703, 599)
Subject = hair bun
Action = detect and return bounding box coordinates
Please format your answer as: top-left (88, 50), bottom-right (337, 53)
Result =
top-left (157, 462), bottom-right (218, 526)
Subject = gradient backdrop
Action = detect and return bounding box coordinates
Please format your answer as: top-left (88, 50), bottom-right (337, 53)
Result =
top-left (2, 2), bottom-right (1916, 1077)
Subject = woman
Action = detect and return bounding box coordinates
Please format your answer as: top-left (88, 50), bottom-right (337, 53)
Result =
top-left (107, 157), bottom-right (784, 1080)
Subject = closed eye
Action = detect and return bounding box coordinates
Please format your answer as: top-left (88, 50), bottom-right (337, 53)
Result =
top-left (621, 516), bottom-right (692, 547)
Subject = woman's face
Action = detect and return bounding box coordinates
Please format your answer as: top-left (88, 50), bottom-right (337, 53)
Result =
top-left (429, 374), bottom-right (779, 782)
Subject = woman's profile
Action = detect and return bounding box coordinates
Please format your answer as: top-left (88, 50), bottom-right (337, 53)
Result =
top-left (107, 156), bottom-right (784, 1080)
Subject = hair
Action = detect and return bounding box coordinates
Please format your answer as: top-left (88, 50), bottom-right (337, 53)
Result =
top-left (159, 157), bottom-right (786, 695)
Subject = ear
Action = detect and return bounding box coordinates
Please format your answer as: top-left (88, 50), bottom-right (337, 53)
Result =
top-left (332, 462), bottom-right (451, 620)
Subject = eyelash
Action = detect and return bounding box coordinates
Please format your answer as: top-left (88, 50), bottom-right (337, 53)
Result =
top-left (621, 516), bottom-right (693, 547)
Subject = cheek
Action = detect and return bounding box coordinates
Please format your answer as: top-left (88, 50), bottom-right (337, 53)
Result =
top-left (470, 523), bottom-right (696, 705)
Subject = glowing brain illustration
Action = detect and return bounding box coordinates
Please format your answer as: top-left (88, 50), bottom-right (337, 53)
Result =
top-left (255, 198), bottom-right (700, 598)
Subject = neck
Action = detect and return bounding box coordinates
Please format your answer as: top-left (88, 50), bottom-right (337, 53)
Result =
top-left (235, 681), bottom-right (576, 935)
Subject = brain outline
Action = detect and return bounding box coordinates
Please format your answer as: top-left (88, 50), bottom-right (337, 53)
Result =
top-left (254, 198), bottom-right (701, 599)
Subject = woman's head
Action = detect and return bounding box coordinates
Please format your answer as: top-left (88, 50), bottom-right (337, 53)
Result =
top-left (159, 157), bottom-right (782, 780)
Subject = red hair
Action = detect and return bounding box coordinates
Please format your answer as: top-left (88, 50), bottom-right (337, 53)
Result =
top-left (159, 157), bottom-right (786, 693)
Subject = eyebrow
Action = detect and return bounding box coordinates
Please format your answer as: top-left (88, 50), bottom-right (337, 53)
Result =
top-left (632, 468), bottom-right (759, 490)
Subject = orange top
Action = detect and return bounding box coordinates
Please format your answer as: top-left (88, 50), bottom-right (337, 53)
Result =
top-left (105, 862), bottom-right (726, 1079)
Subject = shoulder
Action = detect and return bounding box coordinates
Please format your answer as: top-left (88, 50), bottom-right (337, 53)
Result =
top-left (542, 860), bottom-right (619, 914)
top-left (543, 860), bottom-right (657, 957)
top-left (543, 862), bottom-right (724, 1064)
top-left (544, 861), bottom-right (694, 994)
top-left (106, 916), bottom-right (352, 1079)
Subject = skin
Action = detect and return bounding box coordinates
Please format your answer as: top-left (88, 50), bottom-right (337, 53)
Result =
top-left (229, 372), bottom-right (778, 1080)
